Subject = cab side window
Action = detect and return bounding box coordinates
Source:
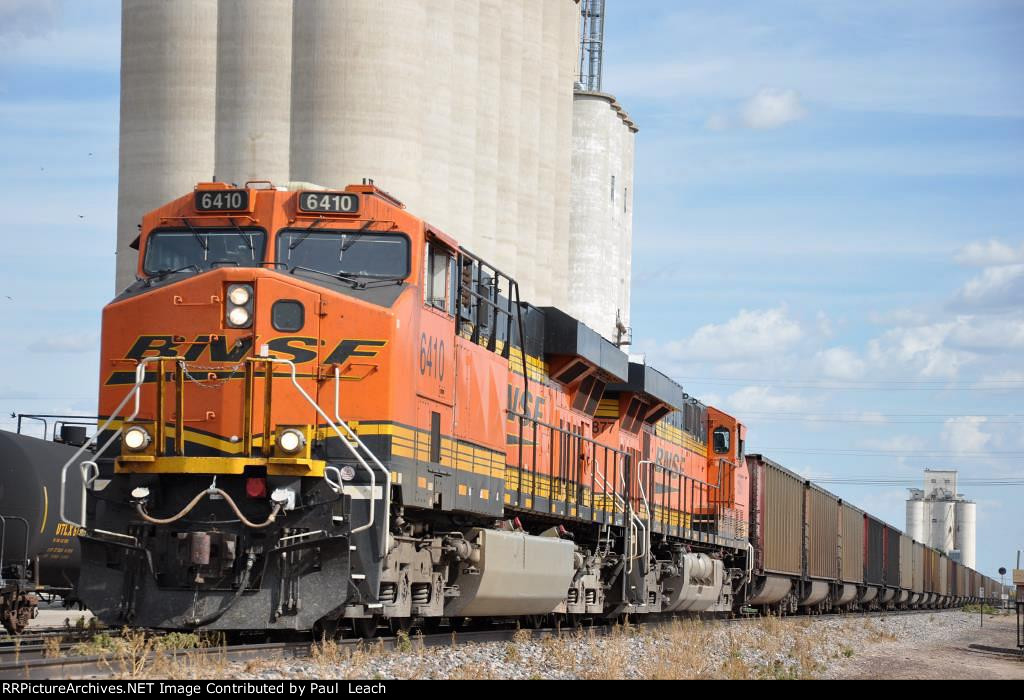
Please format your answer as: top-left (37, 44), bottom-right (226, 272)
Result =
top-left (713, 427), bottom-right (731, 455)
top-left (423, 242), bottom-right (455, 315)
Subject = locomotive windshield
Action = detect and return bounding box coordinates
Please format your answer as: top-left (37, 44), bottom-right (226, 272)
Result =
top-left (143, 228), bottom-right (266, 275)
top-left (276, 229), bottom-right (410, 280)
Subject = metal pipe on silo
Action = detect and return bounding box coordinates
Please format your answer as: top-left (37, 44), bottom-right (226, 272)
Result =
top-left (579, 0), bottom-right (605, 92)
top-left (449, 0), bottom-right (480, 242)
top-left (116, 0), bottom-right (218, 292)
top-left (289, 1), bottom-right (426, 205)
top-left (215, 0), bottom-right (292, 187)
top-left (515, 0), bottom-right (543, 303)
top-left (551, 0), bottom-right (580, 310)
top-left (472, 0), bottom-right (502, 264)
top-left (494, 1), bottom-right (523, 287)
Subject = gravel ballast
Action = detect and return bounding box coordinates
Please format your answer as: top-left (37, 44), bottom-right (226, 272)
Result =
top-left (181, 610), bottom-right (1018, 681)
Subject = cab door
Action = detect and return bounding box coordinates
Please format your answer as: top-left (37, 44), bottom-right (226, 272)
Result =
top-left (415, 240), bottom-right (456, 508)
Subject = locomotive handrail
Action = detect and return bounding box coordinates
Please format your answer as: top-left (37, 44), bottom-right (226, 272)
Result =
top-left (637, 461), bottom-right (661, 574)
top-left (0, 516), bottom-right (30, 578)
top-left (333, 365), bottom-right (392, 542)
top-left (251, 357), bottom-right (387, 540)
top-left (592, 469), bottom-right (644, 575)
top-left (250, 356), bottom-right (381, 536)
top-left (59, 356), bottom-right (167, 530)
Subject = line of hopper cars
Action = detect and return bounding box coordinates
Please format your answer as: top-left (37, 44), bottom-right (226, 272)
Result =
top-left (746, 454), bottom-right (1002, 613)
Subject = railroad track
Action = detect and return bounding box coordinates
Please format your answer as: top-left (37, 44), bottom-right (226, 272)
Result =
top-left (0, 607), bottom-right (960, 680)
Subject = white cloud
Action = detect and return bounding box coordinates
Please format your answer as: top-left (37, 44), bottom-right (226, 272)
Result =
top-left (815, 347), bottom-right (866, 380)
top-left (704, 88), bottom-right (807, 132)
top-left (945, 315), bottom-right (1024, 353)
top-left (28, 333), bottom-right (99, 354)
top-left (606, 5), bottom-right (1024, 119)
top-left (978, 370), bottom-right (1024, 385)
top-left (725, 386), bottom-right (806, 413)
top-left (859, 435), bottom-right (927, 453)
top-left (659, 307), bottom-right (803, 363)
top-left (867, 309), bottom-right (929, 326)
top-left (0, 0), bottom-right (61, 39)
top-left (941, 417), bottom-right (992, 455)
top-left (866, 321), bottom-right (966, 378)
top-left (704, 113), bottom-right (731, 131)
top-left (741, 88), bottom-right (807, 129)
top-left (863, 314), bottom-right (1024, 378)
top-left (954, 240), bottom-right (1024, 268)
top-left (815, 310), bottom-right (834, 339)
top-left (951, 264), bottom-right (1024, 312)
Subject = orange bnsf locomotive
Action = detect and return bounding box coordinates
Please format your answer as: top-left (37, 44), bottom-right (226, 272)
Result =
top-left (59, 181), bottom-right (750, 634)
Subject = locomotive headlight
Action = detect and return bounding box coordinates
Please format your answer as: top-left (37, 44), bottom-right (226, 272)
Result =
top-left (225, 284), bottom-right (254, 329)
top-left (123, 426), bottom-right (151, 452)
top-left (278, 428), bottom-right (306, 455)
top-left (228, 284), bottom-right (251, 306)
top-left (339, 465), bottom-right (356, 482)
top-left (227, 306), bottom-right (251, 327)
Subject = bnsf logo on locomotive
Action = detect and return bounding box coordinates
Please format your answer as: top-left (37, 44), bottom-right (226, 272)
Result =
top-left (105, 335), bottom-right (387, 384)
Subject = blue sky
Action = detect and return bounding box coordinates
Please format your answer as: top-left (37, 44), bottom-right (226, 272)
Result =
top-left (0, 1), bottom-right (1021, 579)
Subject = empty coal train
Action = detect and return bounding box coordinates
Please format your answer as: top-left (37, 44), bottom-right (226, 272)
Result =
top-left (5, 181), bottom-right (1002, 636)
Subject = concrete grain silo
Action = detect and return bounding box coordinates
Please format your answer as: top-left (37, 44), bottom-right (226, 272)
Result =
top-left (550, 0), bottom-right (580, 312)
top-left (420, 1), bottom-right (454, 234)
top-left (116, 0), bottom-right (591, 310)
top-left (116, 0), bottom-right (218, 291)
top-left (514, 0), bottom-right (543, 303)
top-left (930, 500), bottom-right (956, 554)
top-left (530, 0), bottom-right (562, 308)
top-left (214, 0), bottom-right (292, 187)
top-left (906, 493), bottom-right (925, 542)
top-left (448, 0), bottom-right (480, 243)
top-left (494, 2), bottom-right (524, 286)
top-left (289, 0), bottom-right (427, 214)
top-left (954, 500), bottom-right (976, 570)
top-left (567, 92), bottom-right (636, 340)
top-left (471, 0), bottom-right (502, 264)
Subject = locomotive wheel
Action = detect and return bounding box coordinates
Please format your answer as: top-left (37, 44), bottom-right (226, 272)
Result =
top-left (524, 615), bottom-right (547, 630)
top-left (389, 617), bottom-right (413, 635)
top-left (352, 617), bottom-right (378, 639)
top-left (313, 618), bottom-right (340, 641)
top-left (1, 594), bottom-right (38, 635)
top-left (565, 613), bottom-right (585, 631)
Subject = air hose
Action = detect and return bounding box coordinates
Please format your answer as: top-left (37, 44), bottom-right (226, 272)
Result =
top-left (135, 480), bottom-right (283, 529)
top-left (183, 551), bottom-right (255, 628)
